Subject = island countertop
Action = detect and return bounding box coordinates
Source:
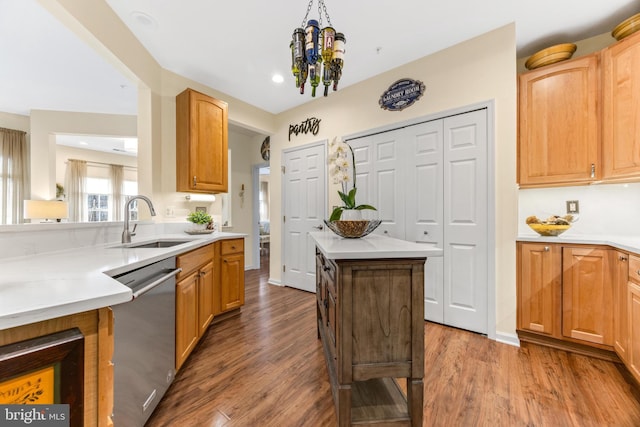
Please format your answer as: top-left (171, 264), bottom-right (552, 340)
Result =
top-left (0, 232), bottom-right (245, 330)
top-left (310, 231), bottom-right (443, 260)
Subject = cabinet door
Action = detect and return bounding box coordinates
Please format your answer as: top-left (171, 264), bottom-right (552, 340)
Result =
top-left (176, 271), bottom-right (199, 370)
top-left (221, 253), bottom-right (245, 312)
top-left (628, 281), bottom-right (640, 382)
top-left (562, 247), bottom-right (613, 345)
top-left (603, 32), bottom-right (640, 179)
top-left (518, 54), bottom-right (600, 186)
top-left (198, 261), bottom-right (215, 336)
top-left (518, 243), bottom-right (560, 336)
top-left (176, 88), bottom-right (228, 193)
top-left (613, 252), bottom-right (629, 361)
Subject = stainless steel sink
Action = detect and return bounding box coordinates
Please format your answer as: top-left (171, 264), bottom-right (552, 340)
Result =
top-left (114, 240), bottom-right (193, 249)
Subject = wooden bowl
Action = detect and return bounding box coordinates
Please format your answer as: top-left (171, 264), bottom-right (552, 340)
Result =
top-left (528, 223), bottom-right (571, 237)
top-left (612, 13), bottom-right (640, 41)
top-left (524, 43), bottom-right (577, 70)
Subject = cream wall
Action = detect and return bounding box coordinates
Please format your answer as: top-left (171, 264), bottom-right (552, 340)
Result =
top-left (270, 24), bottom-right (518, 337)
top-left (0, 112), bottom-right (30, 132)
top-left (55, 145), bottom-right (137, 186)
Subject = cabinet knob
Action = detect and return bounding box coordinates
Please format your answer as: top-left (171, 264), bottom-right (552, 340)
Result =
top-left (544, 246), bottom-right (550, 252)
top-left (193, 176), bottom-right (197, 187)
top-left (323, 266), bottom-right (330, 272)
top-left (590, 163), bottom-right (595, 178)
top-left (384, 230), bottom-right (388, 234)
top-left (620, 255), bottom-right (628, 261)
top-left (423, 231), bottom-right (429, 235)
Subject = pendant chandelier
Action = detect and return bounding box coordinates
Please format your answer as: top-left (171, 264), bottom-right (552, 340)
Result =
top-left (290, 0), bottom-right (345, 97)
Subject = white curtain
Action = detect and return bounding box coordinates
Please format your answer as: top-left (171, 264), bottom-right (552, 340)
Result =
top-left (109, 164), bottom-right (124, 221)
top-left (0, 127), bottom-right (27, 224)
top-left (65, 159), bottom-right (87, 222)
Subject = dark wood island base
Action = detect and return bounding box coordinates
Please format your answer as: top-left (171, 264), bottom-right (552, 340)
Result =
top-left (315, 247), bottom-right (427, 426)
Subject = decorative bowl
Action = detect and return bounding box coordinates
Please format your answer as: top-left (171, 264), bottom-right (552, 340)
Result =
top-left (528, 223), bottom-right (571, 237)
top-left (324, 219), bottom-right (382, 238)
top-left (612, 13), bottom-right (640, 41)
top-left (524, 43), bottom-right (577, 70)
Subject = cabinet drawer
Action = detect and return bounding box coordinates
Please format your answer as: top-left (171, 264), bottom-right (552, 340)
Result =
top-left (177, 244), bottom-right (215, 279)
top-left (629, 255), bottom-right (640, 285)
top-left (221, 238), bottom-right (244, 255)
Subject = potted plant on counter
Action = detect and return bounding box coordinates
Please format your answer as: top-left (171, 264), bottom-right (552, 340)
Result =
top-left (328, 138), bottom-right (377, 221)
top-left (187, 210), bottom-right (213, 233)
top-left (325, 138), bottom-right (380, 238)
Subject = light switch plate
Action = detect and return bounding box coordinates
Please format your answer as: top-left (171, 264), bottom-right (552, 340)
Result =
top-left (566, 200), bottom-right (579, 214)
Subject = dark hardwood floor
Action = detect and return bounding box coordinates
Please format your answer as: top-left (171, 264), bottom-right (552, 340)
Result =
top-left (146, 254), bottom-right (640, 426)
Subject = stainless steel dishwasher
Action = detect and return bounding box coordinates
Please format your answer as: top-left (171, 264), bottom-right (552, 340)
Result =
top-left (110, 257), bottom-right (181, 426)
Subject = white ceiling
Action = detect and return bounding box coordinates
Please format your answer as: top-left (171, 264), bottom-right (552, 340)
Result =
top-left (1, 0), bottom-right (639, 118)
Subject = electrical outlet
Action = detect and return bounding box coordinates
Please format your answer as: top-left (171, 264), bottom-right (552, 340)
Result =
top-left (566, 200), bottom-right (579, 214)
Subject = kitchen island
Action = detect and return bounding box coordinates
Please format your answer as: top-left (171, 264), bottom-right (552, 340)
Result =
top-left (311, 231), bottom-right (442, 427)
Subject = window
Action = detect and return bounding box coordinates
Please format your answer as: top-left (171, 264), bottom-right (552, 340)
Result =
top-left (84, 166), bottom-right (137, 222)
top-left (86, 177), bottom-right (109, 222)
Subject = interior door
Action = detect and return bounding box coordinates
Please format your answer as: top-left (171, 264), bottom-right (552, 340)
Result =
top-left (443, 109), bottom-right (488, 333)
top-left (350, 132), bottom-right (404, 239)
top-left (282, 142), bottom-right (326, 292)
top-left (404, 120), bottom-right (445, 323)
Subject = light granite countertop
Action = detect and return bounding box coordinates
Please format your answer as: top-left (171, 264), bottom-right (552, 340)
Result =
top-left (517, 233), bottom-right (640, 254)
top-left (310, 231), bottom-right (443, 260)
top-left (0, 232), bottom-right (245, 330)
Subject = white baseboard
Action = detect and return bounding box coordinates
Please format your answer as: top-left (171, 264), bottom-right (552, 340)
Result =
top-left (495, 331), bottom-right (520, 347)
top-left (268, 278), bottom-right (283, 286)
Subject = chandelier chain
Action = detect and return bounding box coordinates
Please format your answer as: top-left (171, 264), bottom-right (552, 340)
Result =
top-left (300, 0), bottom-right (333, 28)
top-left (320, 0), bottom-right (333, 27)
top-left (300, 0), bottom-right (314, 28)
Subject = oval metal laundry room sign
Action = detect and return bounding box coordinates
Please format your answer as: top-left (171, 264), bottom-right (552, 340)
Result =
top-left (379, 78), bottom-right (425, 111)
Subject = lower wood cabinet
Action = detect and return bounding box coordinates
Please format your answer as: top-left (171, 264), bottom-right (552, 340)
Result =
top-left (220, 238), bottom-right (245, 313)
top-left (613, 251), bottom-right (629, 362)
top-left (517, 243), bottom-right (614, 351)
top-left (175, 239), bottom-right (245, 370)
top-left (517, 242), bottom-right (640, 385)
top-left (562, 247), bottom-right (613, 345)
top-left (627, 254), bottom-right (640, 383)
top-left (176, 244), bottom-right (216, 370)
top-left (628, 281), bottom-right (640, 381)
top-left (518, 243), bottom-right (561, 337)
top-left (316, 248), bottom-right (425, 426)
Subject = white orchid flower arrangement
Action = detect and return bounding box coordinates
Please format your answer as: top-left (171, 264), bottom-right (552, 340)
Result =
top-left (328, 138), bottom-right (376, 221)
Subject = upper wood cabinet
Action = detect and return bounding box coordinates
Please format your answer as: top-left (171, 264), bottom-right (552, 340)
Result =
top-left (602, 31), bottom-right (640, 179)
top-left (176, 88), bottom-right (228, 193)
top-left (518, 54), bottom-right (601, 187)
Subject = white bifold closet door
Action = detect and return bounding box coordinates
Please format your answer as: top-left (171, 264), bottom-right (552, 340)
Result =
top-left (350, 108), bottom-right (488, 334)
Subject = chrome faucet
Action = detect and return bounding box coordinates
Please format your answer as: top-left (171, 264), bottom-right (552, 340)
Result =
top-left (122, 195), bottom-right (156, 244)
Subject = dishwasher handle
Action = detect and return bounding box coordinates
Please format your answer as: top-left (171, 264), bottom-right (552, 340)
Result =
top-left (132, 268), bottom-right (182, 299)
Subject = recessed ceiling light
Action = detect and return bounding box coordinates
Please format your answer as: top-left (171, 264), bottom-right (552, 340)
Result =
top-left (130, 11), bottom-right (158, 29)
top-left (272, 74), bottom-right (284, 84)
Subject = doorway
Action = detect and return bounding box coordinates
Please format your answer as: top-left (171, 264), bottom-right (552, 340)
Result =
top-left (252, 164), bottom-right (270, 269)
